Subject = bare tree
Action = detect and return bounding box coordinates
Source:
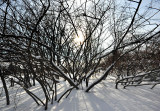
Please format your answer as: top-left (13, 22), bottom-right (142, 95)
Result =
top-left (0, 0), bottom-right (160, 109)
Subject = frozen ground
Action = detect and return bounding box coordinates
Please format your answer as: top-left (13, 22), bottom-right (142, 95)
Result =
top-left (0, 76), bottom-right (160, 111)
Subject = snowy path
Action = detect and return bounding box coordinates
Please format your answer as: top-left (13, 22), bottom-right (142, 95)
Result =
top-left (0, 78), bottom-right (160, 111)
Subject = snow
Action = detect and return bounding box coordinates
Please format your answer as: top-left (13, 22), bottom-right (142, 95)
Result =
top-left (0, 62), bottom-right (10, 69)
top-left (0, 76), bottom-right (160, 111)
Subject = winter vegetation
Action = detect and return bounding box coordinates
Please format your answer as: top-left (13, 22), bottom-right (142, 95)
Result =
top-left (0, 0), bottom-right (160, 110)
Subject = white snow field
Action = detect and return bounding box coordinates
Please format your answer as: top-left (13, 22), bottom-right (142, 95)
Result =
top-left (0, 76), bottom-right (160, 111)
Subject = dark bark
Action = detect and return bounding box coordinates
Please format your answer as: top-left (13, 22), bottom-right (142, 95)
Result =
top-left (0, 71), bottom-right (10, 105)
top-left (85, 64), bottom-right (114, 92)
top-left (54, 82), bottom-right (57, 101)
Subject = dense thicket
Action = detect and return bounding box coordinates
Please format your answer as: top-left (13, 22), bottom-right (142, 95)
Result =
top-left (0, 0), bottom-right (160, 109)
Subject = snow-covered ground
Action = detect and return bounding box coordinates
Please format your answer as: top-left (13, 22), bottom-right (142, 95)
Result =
top-left (0, 76), bottom-right (160, 111)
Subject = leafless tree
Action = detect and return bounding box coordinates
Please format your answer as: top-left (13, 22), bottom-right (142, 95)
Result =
top-left (0, 0), bottom-right (160, 109)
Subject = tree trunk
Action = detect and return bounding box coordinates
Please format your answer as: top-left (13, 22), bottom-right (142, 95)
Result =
top-left (85, 64), bottom-right (114, 92)
top-left (0, 72), bottom-right (10, 105)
